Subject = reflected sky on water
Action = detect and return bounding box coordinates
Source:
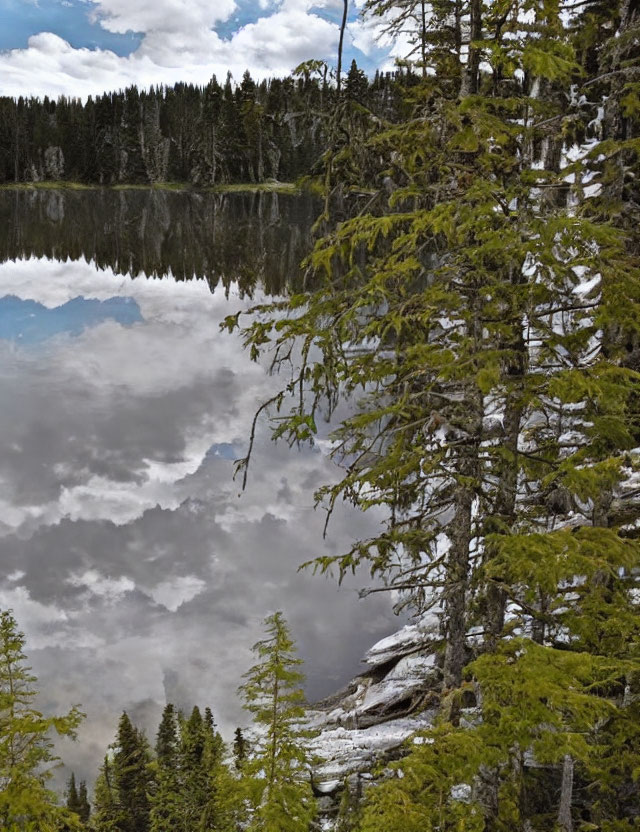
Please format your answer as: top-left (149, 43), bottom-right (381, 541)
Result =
top-left (0, 189), bottom-right (399, 783)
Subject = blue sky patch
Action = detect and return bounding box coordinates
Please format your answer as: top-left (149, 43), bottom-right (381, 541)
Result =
top-left (206, 442), bottom-right (238, 461)
top-left (0, 0), bottom-right (142, 55)
top-left (0, 294), bottom-right (143, 344)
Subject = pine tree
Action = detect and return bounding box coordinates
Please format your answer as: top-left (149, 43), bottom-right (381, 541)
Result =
top-left (0, 609), bottom-right (84, 832)
top-left (63, 773), bottom-right (90, 830)
top-left (344, 60), bottom-right (368, 103)
top-left (149, 704), bottom-right (182, 832)
top-left (233, 727), bottom-right (247, 771)
top-left (112, 712), bottom-right (152, 832)
top-left (200, 707), bottom-right (243, 832)
top-left (91, 756), bottom-right (122, 832)
top-left (66, 772), bottom-right (81, 816)
top-left (238, 612), bottom-right (316, 832)
top-left (179, 705), bottom-right (209, 830)
top-left (77, 781), bottom-right (90, 825)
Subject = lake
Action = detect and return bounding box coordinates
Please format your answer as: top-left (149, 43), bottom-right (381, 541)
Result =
top-left (0, 188), bottom-right (397, 782)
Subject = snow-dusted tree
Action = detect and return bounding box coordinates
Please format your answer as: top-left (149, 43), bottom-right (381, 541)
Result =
top-left (228, 0), bottom-right (640, 826)
top-left (238, 612), bottom-right (316, 832)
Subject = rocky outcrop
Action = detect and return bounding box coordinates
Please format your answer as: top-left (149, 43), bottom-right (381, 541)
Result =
top-left (309, 614), bottom-right (442, 821)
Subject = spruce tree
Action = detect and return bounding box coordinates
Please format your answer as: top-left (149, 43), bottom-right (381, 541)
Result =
top-left (63, 773), bottom-right (90, 830)
top-left (91, 756), bottom-right (122, 832)
top-left (77, 780), bottom-right (90, 825)
top-left (112, 712), bottom-right (152, 832)
top-left (149, 704), bottom-right (182, 832)
top-left (179, 705), bottom-right (209, 829)
top-left (238, 612), bottom-right (316, 832)
top-left (233, 727), bottom-right (247, 771)
top-left (66, 772), bottom-right (80, 816)
top-left (200, 707), bottom-right (242, 832)
top-left (0, 609), bottom-right (84, 832)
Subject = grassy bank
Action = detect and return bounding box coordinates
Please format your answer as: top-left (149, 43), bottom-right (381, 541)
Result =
top-left (0, 180), bottom-right (300, 194)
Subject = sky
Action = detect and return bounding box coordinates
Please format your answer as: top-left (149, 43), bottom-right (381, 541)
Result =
top-left (0, 0), bottom-right (403, 99)
top-left (0, 191), bottom-right (403, 785)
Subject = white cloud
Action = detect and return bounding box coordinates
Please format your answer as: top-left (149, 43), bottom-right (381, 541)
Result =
top-left (0, 585), bottom-right (68, 648)
top-left (87, 0), bottom-right (237, 36)
top-left (0, 257), bottom-right (281, 530)
top-left (148, 574), bottom-right (206, 611)
top-left (229, 9), bottom-right (336, 69)
top-left (68, 568), bottom-right (136, 601)
top-left (0, 0), bottom-right (340, 99)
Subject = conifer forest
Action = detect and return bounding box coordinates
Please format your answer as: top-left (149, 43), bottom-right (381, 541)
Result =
top-left (0, 63), bottom-right (401, 186)
top-left (1, 0), bottom-right (640, 831)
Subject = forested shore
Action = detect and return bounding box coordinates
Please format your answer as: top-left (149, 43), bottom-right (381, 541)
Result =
top-left (0, 62), bottom-right (405, 187)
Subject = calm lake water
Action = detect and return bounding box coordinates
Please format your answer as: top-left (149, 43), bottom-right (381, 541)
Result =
top-left (0, 188), bottom-right (397, 781)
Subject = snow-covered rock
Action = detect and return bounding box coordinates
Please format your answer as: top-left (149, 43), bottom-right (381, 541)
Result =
top-left (363, 614), bottom-right (440, 667)
top-left (309, 614), bottom-right (441, 797)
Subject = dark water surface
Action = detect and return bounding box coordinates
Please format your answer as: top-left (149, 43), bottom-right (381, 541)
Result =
top-left (0, 188), bottom-right (318, 290)
top-left (0, 189), bottom-right (396, 782)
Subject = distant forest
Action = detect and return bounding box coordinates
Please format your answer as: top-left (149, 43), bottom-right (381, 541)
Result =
top-left (0, 62), bottom-right (410, 186)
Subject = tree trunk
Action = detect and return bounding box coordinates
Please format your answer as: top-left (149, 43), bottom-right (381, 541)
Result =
top-left (444, 293), bottom-right (484, 691)
top-left (460, 0), bottom-right (482, 97)
top-left (337, 0), bottom-right (349, 97)
top-left (557, 754), bottom-right (574, 832)
top-left (443, 478), bottom-right (473, 691)
top-left (420, 0), bottom-right (428, 77)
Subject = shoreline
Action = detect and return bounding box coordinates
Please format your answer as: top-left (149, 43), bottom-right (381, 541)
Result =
top-left (0, 180), bottom-right (301, 195)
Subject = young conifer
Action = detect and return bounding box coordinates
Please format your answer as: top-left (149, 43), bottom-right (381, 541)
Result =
top-left (179, 705), bottom-right (210, 829)
top-left (91, 756), bottom-right (122, 832)
top-left (238, 611), bottom-right (316, 832)
top-left (0, 609), bottom-right (84, 832)
top-left (233, 727), bottom-right (247, 771)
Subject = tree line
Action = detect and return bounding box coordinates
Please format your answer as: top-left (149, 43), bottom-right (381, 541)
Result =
top-left (0, 62), bottom-right (408, 187)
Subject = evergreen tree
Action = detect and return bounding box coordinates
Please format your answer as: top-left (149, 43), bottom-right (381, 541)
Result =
top-left (63, 773), bottom-right (90, 829)
top-left (344, 60), bottom-right (368, 103)
top-left (238, 611), bottom-right (316, 832)
top-left (232, 727), bottom-right (247, 771)
top-left (91, 756), bottom-right (122, 832)
top-left (66, 773), bottom-right (81, 816)
top-left (0, 69), bottom-right (404, 185)
top-left (228, 0), bottom-right (640, 827)
top-left (77, 781), bottom-right (91, 825)
top-left (0, 609), bottom-right (84, 832)
top-left (149, 704), bottom-right (182, 832)
top-left (179, 705), bottom-right (209, 830)
top-left (200, 708), bottom-right (242, 832)
top-left (112, 712), bottom-right (152, 832)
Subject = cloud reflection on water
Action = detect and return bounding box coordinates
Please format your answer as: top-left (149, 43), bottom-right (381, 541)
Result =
top-left (0, 252), bottom-right (399, 784)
